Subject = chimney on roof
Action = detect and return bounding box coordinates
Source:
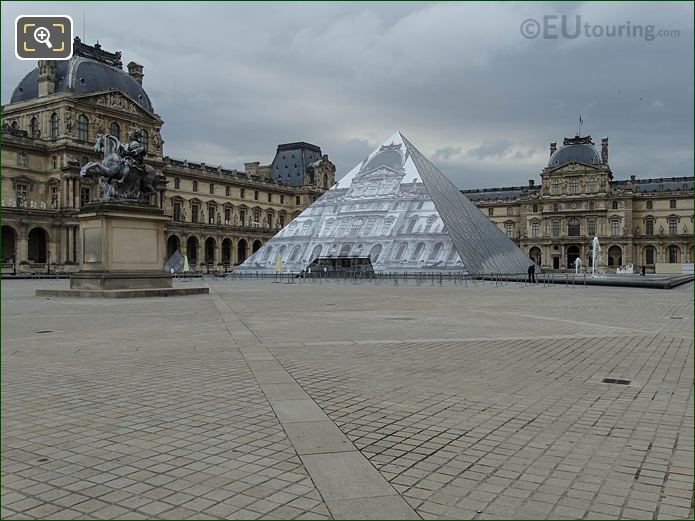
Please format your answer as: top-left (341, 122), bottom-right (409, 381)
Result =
top-left (630, 175), bottom-right (636, 181)
top-left (127, 61), bottom-right (144, 85)
top-left (37, 60), bottom-right (57, 98)
top-left (528, 179), bottom-right (535, 187)
top-left (549, 142), bottom-right (557, 157)
top-left (601, 137), bottom-right (608, 163)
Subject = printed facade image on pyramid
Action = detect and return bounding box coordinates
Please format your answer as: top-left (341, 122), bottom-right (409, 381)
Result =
top-left (238, 132), bottom-right (535, 274)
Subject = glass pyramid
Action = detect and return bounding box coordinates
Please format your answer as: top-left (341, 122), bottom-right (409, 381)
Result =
top-left (237, 132), bottom-right (535, 274)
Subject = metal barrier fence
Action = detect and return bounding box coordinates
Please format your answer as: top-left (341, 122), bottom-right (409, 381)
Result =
top-left (206, 271), bottom-right (588, 288)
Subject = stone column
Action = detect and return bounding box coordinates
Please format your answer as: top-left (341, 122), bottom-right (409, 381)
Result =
top-left (66, 178), bottom-right (73, 208)
top-left (17, 234), bottom-right (28, 266)
top-left (214, 238), bottom-right (222, 265)
top-left (61, 225), bottom-right (69, 263)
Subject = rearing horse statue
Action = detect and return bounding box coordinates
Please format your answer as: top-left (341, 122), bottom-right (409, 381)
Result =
top-left (80, 132), bottom-right (157, 202)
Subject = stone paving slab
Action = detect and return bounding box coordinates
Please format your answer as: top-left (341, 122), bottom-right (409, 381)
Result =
top-left (2, 279), bottom-right (693, 520)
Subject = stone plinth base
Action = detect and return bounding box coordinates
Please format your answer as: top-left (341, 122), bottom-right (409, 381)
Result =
top-left (71, 270), bottom-right (172, 290)
top-left (36, 287), bottom-right (209, 298)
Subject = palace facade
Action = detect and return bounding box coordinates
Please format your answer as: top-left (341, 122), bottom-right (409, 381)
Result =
top-left (463, 136), bottom-right (693, 272)
top-left (1, 38), bottom-right (335, 273)
top-left (2, 39), bottom-right (691, 274)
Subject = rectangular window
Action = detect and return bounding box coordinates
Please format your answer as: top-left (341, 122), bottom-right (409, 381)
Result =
top-left (239, 209), bottom-right (246, 226)
top-left (15, 183), bottom-right (28, 207)
top-left (17, 152), bottom-right (27, 166)
top-left (267, 212), bottom-right (273, 227)
top-left (552, 220), bottom-right (560, 237)
top-left (505, 223), bottom-right (514, 238)
top-left (173, 201), bottom-right (182, 221)
top-left (267, 193), bottom-right (272, 203)
top-left (174, 178), bottom-right (180, 189)
top-left (279, 214), bottom-right (285, 227)
top-left (506, 207), bottom-right (512, 216)
top-left (50, 186), bottom-right (58, 209)
top-left (611, 219), bottom-right (620, 236)
top-left (531, 222), bottom-right (539, 238)
top-left (669, 219), bottom-right (677, 235)
top-left (240, 188), bottom-right (245, 199)
top-left (296, 196), bottom-right (301, 205)
top-left (192, 180), bottom-right (198, 192)
top-left (488, 207), bottom-right (494, 216)
top-left (253, 210), bottom-right (260, 226)
top-left (254, 190), bottom-right (259, 201)
top-left (280, 195), bottom-right (285, 204)
top-left (209, 183), bottom-right (214, 194)
top-left (225, 186), bottom-right (230, 196)
top-left (669, 199), bottom-right (676, 209)
top-left (646, 219), bottom-right (654, 236)
top-left (208, 206), bottom-right (216, 224)
top-left (336, 220), bottom-right (349, 236)
top-left (588, 219), bottom-right (596, 236)
top-left (80, 187), bottom-right (91, 207)
top-left (646, 200), bottom-right (653, 210)
top-left (191, 204), bottom-right (199, 223)
top-left (224, 208), bottom-right (231, 225)
top-left (363, 217), bottom-right (377, 236)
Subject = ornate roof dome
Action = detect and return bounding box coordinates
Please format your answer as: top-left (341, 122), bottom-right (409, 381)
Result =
top-left (548, 135), bottom-right (602, 167)
top-left (10, 38), bottom-right (153, 112)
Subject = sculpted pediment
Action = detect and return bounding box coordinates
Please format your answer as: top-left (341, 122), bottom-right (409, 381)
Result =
top-left (545, 162), bottom-right (603, 175)
top-left (77, 91), bottom-right (156, 119)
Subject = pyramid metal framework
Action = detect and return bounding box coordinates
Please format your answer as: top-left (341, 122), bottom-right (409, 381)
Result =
top-left (238, 132), bottom-right (535, 274)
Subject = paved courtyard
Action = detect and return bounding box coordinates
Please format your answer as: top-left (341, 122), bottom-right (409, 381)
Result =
top-left (2, 278), bottom-right (693, 520)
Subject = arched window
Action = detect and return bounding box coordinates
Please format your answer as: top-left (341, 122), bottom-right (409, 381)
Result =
top-left (29, 117), bottom-right (38, 137)
top-left (529, 247), bottom-right (542, 266)
top-left (587, 178), bottom-right (596, 192)
top-left (50, 112), bottom-right (59, 139)
top-left (532, 204), bottom-right (538, 213)
top-left (77, 115), bottom-right (89, 141)
top-left (551, 179), bottom-right (561, 195)
top-left (567, 218), bottom-right (580, 236)
top-left (668, 245), bottom-right (680, 263)
top-left (349, 218), bottom-right (364, 237)
top-left (608, 246), bottom-right (622, 267)
top-left (569, 178), bottom-right (579, 194)
top-left (10, 120), bottom-right (18, 130)
top-left (645, 246), bottom-right (655, 265)
top-left (109, 122), bottom-right (120, 139)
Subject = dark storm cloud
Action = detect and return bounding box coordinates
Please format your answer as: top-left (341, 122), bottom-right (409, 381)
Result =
top-left (2, 1), bottom-right (692, 189)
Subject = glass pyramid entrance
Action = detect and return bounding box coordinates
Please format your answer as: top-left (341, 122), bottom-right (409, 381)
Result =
top-left (237, 132), bottom-right (535, 275)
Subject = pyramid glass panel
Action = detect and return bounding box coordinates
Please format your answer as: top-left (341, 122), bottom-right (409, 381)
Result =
top-left (238, 132), bottom-right (535, 275)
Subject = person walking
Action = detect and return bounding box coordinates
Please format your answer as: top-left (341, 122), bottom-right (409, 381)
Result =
top-left (527, 264), bottom-right (536, 283)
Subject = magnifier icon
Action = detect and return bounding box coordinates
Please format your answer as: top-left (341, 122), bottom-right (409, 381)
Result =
top-left (34, 26), bottom-right (53, 49)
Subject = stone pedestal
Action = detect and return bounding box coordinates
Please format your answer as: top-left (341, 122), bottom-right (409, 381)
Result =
top-left (71, 202), bottom-right (172, 290)
top-left (37, 202), bottom-right (208, 298)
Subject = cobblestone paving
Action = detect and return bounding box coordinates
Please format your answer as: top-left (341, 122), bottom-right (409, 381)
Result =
top-left (2, 279), bottom-right (693, 519)
top-left (2, 283), bottom-right (329, 520)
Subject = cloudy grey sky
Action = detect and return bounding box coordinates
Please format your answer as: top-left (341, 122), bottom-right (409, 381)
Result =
top-left (2, 1), bottom-right (693, 188)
